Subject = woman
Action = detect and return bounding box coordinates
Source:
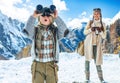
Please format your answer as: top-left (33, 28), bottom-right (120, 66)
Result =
top-left (84, 8), bottom-right (107, 83)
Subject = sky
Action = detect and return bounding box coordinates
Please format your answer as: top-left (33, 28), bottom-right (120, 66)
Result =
top-left (0, 0), bottom-right (120, 28)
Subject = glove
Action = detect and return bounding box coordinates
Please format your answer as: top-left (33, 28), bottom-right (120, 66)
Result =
top-left (91, 27), bottom-right (96, 31)
top-left (100, 27), bottom-right (104, 32)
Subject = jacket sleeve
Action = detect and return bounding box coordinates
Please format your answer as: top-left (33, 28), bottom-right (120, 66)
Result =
top-left (54, 16), bottom-right (68, 39)
top-left (84, 21), bottom-right (92, 35)
top-left (23, 16), bottom-right (36, 39)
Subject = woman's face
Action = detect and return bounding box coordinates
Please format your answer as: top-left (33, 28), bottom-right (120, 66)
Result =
top-left (93, 11), bottom-right (101, 20)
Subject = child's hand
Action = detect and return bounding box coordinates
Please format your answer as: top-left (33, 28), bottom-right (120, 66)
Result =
top-left (54, 10), bottom-right (58, 18)
top-left (50, 10), bottom-right (58, 19)
top-left (32, 10), bottom-right (41, 18)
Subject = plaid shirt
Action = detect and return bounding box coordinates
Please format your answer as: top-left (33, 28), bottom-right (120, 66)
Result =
top-left (36, 27), bottom-right (55, 62)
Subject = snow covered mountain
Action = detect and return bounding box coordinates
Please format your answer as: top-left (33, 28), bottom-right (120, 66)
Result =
top-left (111, 11), bottom-right (120, 24)
top-left (0, 10), bottom-right (31, 59)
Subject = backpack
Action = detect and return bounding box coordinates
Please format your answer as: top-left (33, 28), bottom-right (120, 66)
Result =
top-left (76, 41), bottom-right (84, 56)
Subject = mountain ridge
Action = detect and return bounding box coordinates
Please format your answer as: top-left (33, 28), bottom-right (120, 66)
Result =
top-left (0, 10), bottom-right (31, 59)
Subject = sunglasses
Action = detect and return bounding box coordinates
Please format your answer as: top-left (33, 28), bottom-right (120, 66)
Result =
top-left (93, 8), bottom-right (101, 12)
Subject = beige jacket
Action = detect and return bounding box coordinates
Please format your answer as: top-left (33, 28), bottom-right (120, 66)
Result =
top-left (84, 20), bottom-right (106, 65)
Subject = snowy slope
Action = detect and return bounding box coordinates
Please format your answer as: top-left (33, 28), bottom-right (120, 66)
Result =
top-left (0, 53), bottom-right (120, 83)
top-left (0, 11), bottom-right (31, 59)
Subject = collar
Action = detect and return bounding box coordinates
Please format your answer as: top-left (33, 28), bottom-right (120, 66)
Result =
top-left (93, 19), bottom-right (100, 23)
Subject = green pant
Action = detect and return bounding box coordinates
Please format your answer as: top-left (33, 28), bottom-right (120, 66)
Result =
top-left (31, 61), bottom-right (58, 83)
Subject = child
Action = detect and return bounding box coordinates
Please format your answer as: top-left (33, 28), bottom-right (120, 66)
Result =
top-left (24, 4), bottom-right (67, 83)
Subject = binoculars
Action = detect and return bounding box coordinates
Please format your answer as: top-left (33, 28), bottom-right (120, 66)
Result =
top-left (36, 4), bottom-right (56, 17)
top-left (92, 27), bottom-right (99, 29)
top-left (92, 27), bottom-right (100, 35)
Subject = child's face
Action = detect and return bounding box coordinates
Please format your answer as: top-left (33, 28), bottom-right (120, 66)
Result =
top-left (39, 14), bottom-right (54, 26)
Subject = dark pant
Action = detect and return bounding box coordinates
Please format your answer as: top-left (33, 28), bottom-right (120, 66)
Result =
top-left (85, 46), bottom-right (104, 82)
